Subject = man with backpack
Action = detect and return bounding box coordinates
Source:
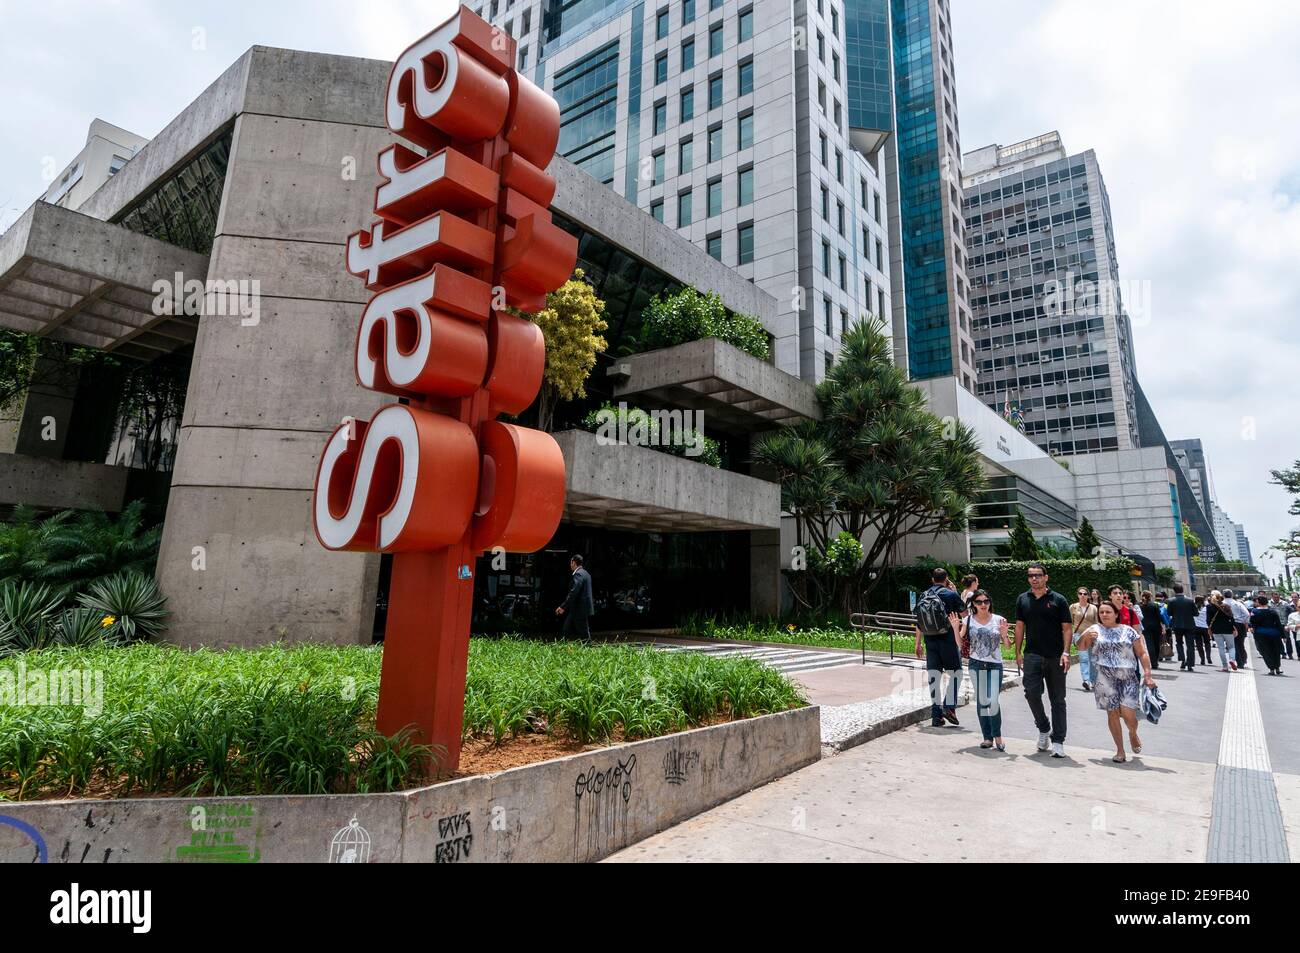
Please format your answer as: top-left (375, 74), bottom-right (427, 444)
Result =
top-left (913, 567), bottom-right (965, 728)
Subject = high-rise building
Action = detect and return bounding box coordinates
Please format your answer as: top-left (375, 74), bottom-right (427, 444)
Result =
top-left (1170, 438), bottom-right (1214, 517)
top-left (1235, 523), bottom-right (1253, 567)
top-left (961, 131), bottom-right (1141, 456)
top-left (844, 0), bottom-right (975, 387)
top-left (482, 0), bottom-right (893, 383)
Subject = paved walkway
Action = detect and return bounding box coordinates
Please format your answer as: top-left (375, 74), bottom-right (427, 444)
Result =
top-left (608, 652), bottom-right (1300, 863)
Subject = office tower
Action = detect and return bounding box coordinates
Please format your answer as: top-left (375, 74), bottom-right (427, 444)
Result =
top-left (480, 0), bottom-right (893, 383)
top-left (961, 131), bottom-right (1141, 456)
top-left (1170, 438), bottom-right (1215, 517)
top-left (844, 0), bottom-right (975, 387)
top-left (1235, 525), bottom-right (1253, 567)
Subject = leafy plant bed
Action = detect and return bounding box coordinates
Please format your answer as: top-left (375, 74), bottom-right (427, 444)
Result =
top-left (0, 637), bottom-right (805, 801)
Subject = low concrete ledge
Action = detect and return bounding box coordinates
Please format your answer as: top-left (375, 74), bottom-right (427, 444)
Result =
top-left (612, 337), bottom-right (820, 433)
top-left (820, 670), bottom-right (1023, 752)
top-left (0, 453), bottom-right (131, 513)
top-left (0, 705), bottom-right (819, 863)
top-left (553, 428), bottom-right (781, 532)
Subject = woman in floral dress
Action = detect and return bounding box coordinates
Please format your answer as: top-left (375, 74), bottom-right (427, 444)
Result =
top-left (1077, 600), bottom-right (1157, 763)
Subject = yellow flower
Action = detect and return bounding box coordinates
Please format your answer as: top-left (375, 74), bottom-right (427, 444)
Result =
top-left (101, 615), bottom-right (116, 628)
top-left (787, 624), bottom-right (796, 632)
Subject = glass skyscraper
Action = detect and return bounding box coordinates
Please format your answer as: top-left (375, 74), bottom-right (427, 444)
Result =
top-left (845, 0), bottom-right (976, 388)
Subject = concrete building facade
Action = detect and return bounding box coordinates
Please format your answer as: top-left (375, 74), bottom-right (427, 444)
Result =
top-left (0, 43), bottom-right (823, 646)
top-left (961, 131), bottom-right (1141, 457)
top-left (479, 0), bottom-right (893, 384)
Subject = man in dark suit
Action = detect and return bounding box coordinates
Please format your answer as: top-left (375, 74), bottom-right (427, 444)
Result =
top-left (556, 553), bottom-right (594, 641)
top-left (1166, 584), bottom-right (1199, 671)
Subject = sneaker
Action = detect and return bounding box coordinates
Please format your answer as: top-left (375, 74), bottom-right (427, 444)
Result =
top-left (1081, 681), bottom-right (1092, 692)
top-left (931, 718), bottom-right (945, 727)
top-left (1229, 660), bottom-right (1238, 671)
top-left (942, 707), bottom-right (960, 726)
top-left (1037, 732), bottom-right (1050, 752)
top-left (1051, 742), bottom-right (1065, 759)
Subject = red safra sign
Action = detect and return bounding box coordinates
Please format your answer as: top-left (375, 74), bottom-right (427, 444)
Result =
top-left (311, 5), bottom-right (577, 771)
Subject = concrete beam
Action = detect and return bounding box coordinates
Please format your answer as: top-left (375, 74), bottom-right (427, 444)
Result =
top-left (613, 337), bottom-right (820, 433)
top-left (554, 429), bottom-right (780, 532)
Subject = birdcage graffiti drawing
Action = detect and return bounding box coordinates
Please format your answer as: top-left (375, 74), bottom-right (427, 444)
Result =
top-left (328, 815), bottom-right (371, 863)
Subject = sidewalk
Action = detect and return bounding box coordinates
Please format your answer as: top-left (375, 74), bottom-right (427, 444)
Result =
top-left (609, 632), bottom-right (1021, 753)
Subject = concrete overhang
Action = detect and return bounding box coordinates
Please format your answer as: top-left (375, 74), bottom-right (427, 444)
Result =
top-left (0, 201), bottom-right (209, 360)
top-left (610, 337), bottom-right (820, 434)
top-left (553, 429), bottom-right (780, 532)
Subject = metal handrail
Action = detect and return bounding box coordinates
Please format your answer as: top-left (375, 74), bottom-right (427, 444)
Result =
top-left (850, 611), bottom-right (915, 663)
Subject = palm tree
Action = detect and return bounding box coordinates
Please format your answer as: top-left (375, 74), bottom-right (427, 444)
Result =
top-left (0, 500), bottom-right (161, 602)
top-left (754, 319), bottom-right (985, 613)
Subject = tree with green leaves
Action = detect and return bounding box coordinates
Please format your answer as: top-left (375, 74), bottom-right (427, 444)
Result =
top-left (1271, 461), bottom-right (1300, 517)
top-left (1007, 510), bottom-right (1040, 561)
top-left (527, 269), bottom-right (607, 432)
top-left (0, 500), bottom-right (161, 602)
top-left (753, 318), bottom-right (985, 614)
top-left (1182, 521), bottom-right (1201, 556)
top-left (1071, 515), bottom-right (1101, 559)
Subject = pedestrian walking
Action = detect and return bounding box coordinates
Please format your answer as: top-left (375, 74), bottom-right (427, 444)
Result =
top-left (1270, 592), bottom-right (1296, 659)
top-left (1070, 586), bottom-right (1099, 692)
top-left (913, 567), bottom-right (965, 727)
top-left (1090, 588), bottom-right (1102, 606)
top-left (1249, 596), bottom-right (1287, 676)
top-left (555, 553), bottom-right (594, 641)
top-left (1287, 601), bottom-right (1300, 662)
top-left (1206, 590), bottom-right (1237, 672)
top-left (1157, 591), bottom-right (1180, 663)
top-left (1076, 601), bottom-right (1157, 763)
top-left (959, 590), bottom-right (1010, 751)
top-left (1193, 595), bottom-right (1212, 666)
top-left (1109, 586), bottom-right (1140, 628)
top-left (957, 573), bottom-right (980, 659)
top-left (1139, 591), bottom-right (1165, 670)
top-left (1014, 563), bottom-right (1073, 758)
top-left (1223, 590), bottom-right (1251, 669)
top-left (1166, 584), bottom-right (1199, 672)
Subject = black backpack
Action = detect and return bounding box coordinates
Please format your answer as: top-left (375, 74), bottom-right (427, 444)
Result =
top-left (915, 588), bottom-right (951, 636)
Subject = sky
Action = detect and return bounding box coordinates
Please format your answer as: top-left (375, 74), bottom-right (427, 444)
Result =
top-left (0, 0), bottom-right (1297, 579)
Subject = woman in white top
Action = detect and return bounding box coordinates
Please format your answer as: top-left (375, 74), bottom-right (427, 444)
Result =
top-left (958, 590), bottom-right (1011, 751)
top-left (1077, 601), bottom-right (1157, 763)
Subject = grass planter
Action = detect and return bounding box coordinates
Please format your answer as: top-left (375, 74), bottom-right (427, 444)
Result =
top-left (0, 637), bottom-right (805, 802)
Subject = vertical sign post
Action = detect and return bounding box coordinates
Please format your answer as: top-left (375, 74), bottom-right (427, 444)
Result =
top-left (312, 5), bottom-right (577, 772)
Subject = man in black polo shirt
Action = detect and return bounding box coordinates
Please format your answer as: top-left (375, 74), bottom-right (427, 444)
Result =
top-left (1014, 562), bottom-right (1073, 758)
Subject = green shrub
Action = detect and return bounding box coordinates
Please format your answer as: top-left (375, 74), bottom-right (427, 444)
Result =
top-left (582, 401), bottom-right (723, 468)
top-left (0, 573), bottom-right (166, 654)
top-left (641, 287), bottom-right (770, 360)
top-left (881, 558), bottom-right (1136, 617)
top-left (0, 500), bottom-right (161, 602)
top-left (78, 572), bottom-right (169, 642)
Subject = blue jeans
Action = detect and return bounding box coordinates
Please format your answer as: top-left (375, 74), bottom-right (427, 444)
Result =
top-left (1076, 646), bottom-right (1094, 685)
top-left (1212, 631), bottom-right (1236, 668)
top-left (968, 658), bottom-right (1003, 740)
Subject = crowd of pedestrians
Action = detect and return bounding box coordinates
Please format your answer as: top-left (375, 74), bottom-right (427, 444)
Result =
top-left (913, 564), bottom-right (1298, 763)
